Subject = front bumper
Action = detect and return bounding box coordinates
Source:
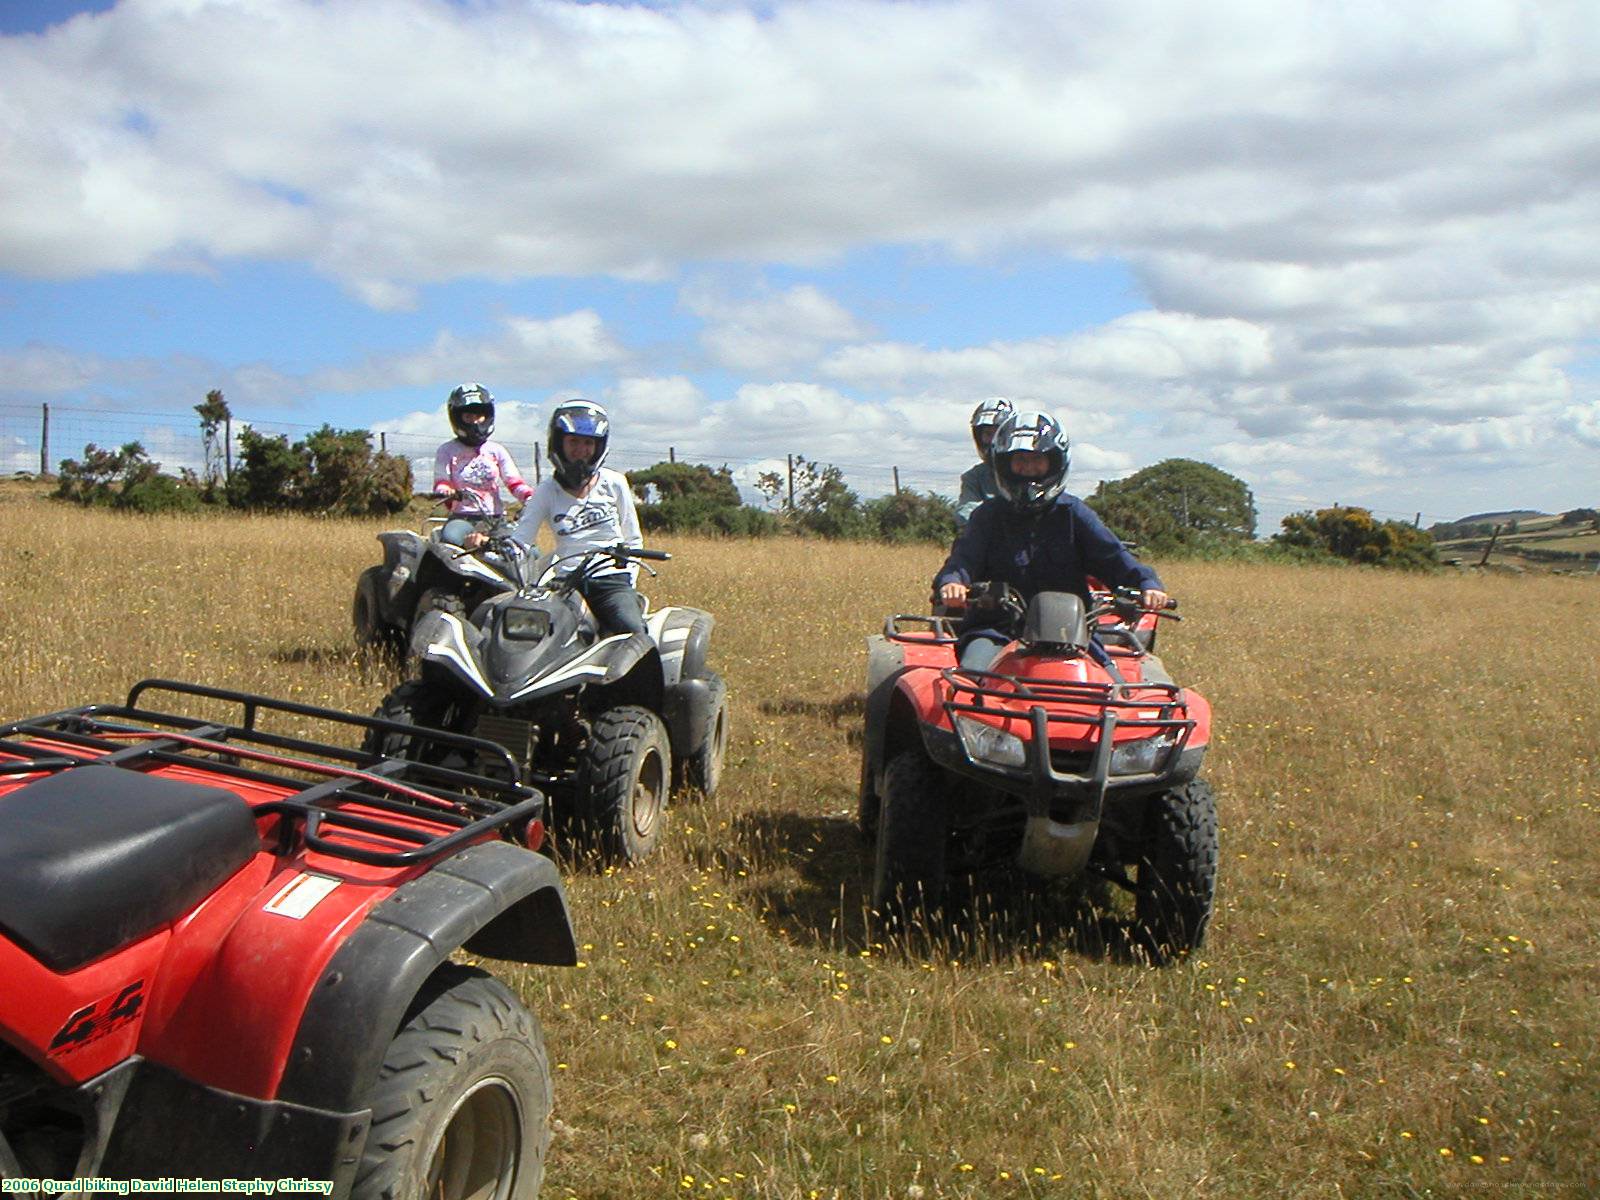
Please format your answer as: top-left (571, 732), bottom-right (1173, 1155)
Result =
top-left (922, 671), bottom-right (1202, 878)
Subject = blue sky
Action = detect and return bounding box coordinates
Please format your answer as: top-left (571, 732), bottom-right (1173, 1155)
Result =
top-left (2, 0), bottom-right (1597, 530)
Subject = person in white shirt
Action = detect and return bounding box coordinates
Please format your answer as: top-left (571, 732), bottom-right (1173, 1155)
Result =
top-left (469, 399), bottom-right (646, 636)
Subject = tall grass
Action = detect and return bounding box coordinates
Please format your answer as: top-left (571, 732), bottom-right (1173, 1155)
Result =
top-left (3, 488), bottom-right (1595, 1198)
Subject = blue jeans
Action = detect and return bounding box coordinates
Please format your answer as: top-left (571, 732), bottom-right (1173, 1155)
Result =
top-left (579, 575), bottom-right (647, 637)
top-left (440, 516), bottom-right (494, 547)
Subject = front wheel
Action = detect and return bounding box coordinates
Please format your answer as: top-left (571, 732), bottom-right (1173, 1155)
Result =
top-left (577, 705), bottom-right (671, 864)
top-left (1135, 780), bottom-right (1219, 961)
top-left (353, 964), bottom-right (551, 1200)
top-left (354, 566), bottom-right (402, 655)
top-left (363, 678), bottom-right (462, 762)
top-left (870, 749), bottom-right (951, 928)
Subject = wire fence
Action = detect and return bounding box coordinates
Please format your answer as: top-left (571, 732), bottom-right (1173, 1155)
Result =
top-left (0, 401), bottom-right (992, 507)
top-left (0, 400), bottom-right (1452, 527)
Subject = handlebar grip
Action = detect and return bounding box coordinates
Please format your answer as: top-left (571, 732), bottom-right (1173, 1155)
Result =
top-left (629, 548), bottom-right (672, 561)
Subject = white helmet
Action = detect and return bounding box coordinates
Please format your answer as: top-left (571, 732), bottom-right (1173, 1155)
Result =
top-left (970, 397), bottom-right (1014, 458)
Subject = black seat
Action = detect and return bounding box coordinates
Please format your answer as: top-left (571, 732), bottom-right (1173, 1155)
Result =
top-left (0, 764), bottom-right (259, 972)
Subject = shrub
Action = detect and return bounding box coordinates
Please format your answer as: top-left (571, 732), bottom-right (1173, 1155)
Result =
top-left (1274, 506), bottom-right (1437, 570)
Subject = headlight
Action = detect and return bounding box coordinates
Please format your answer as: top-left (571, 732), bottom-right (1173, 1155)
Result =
top-left (1110, 734), bottom-right (1173, 776)
top-left (955, 715), bottom-right (1027, 769)
top-left (503, 607), bottom-right (551, 641)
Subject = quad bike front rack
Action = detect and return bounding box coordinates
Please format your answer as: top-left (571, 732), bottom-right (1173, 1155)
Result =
top-left (936, 667), bottom-right (1199, 877)
top-left (0, 678), bottom-right (547, 868)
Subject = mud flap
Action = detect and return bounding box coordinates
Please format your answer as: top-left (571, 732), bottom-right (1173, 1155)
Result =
top-left (663, 673), bottom-right (726, 759)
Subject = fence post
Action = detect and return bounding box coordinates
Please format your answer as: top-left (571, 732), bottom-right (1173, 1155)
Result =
top-left (893, 466), bottom-right (900, 495)
top-left (669, 446), bottom-right (675, 463)
top-left (39, 403), bottom-right (49, 477)
top-left (380, 432), bottom-right (387, 454)
top-left (786, 454), bottom-right (795, 510)
top-left (224, 414), bottom-right (232, 480)
top-left (1479, 524), bottom-right (1502, 567)
top-left (532, 445), bottom-right (541, 484)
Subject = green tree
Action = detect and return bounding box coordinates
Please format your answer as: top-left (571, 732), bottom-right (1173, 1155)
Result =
top-left (228, 428), bottom-right (307, 510)
top-left (227, 425), bottom-right (411, 514)
top-left (862, 490), bottom-right (957, 544)
top-left (1090, 458), bottom-right (1256, 552)
top-left (789, 456), bottom-right (864, 539)
top-left (194, 389), bottom-right (232, 491)
top-left (1274, 506), bottom-right (1437, 570)
top-left (54, 442), bottom-right (206, 512)
top-left (628, 461), bottom-right (771, 535)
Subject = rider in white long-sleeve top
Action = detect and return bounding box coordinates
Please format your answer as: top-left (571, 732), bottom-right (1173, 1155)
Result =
top-left (468, 399), bottom-right (647, 637)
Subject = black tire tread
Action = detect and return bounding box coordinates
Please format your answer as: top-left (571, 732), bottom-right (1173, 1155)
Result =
top-left (871, 749), bottom-right (951, 926)
top-left (577, 704), bottom-right (670, 863)
top-left (352, 964), bottom-right (551, 1200)
top-left (1135, 779), bottom-right (1220, 961)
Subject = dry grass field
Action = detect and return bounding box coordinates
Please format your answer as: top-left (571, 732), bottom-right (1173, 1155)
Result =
top-left (1, 487), bottom-right (1596, 1199)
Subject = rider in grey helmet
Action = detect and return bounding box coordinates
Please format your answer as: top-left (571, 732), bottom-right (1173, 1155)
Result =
top-left (935, 410), bottom-right (1169, 670)
top-left (955, 398), bottom-right (1014, 527)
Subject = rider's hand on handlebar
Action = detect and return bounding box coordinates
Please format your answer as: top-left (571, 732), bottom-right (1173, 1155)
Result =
top-left (939, 581), bottom-right (970, 606)
top-left (1141, 588), bottom-right (1170, 610)
top-left (463, 530), bottom-right (489, 550)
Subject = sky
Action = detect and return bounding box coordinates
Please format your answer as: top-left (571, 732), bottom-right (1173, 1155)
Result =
top-left (1, 0), bottom-right (1597, 532)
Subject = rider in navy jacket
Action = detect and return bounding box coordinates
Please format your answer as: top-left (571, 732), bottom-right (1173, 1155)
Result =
top-left (934, 410), bottom-right (1167, 669)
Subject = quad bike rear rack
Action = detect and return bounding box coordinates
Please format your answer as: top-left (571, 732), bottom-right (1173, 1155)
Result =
top-left (0, 678), bottom-right (546, 868)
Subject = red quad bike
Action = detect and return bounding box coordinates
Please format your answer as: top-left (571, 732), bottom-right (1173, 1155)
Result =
top-left (858, 585), bottom-right (1219, 959)
top-left (0, 680), bottom-right (576, 1196)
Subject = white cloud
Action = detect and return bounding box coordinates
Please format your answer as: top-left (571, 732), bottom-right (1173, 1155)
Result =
top-left (310, 310), bottom-right (626, 393)
top-left (683, 281), bottom-right (869, 373)
top-left (2, 0), bottom-right (1597, 520)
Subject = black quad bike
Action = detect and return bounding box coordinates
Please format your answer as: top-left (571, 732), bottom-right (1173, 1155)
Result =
top-left (369, 536), bottom-right (729, 865)
top-left (352, 513), bottom-right (522, 655)
top-left (0, 679), bottom-right (576, 1195)
top-left (858, 585), bottom-right (1219, 959)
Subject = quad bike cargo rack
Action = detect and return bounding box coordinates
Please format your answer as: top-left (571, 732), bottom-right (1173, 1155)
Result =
top-left (0, 678), bottom-right (546, 868)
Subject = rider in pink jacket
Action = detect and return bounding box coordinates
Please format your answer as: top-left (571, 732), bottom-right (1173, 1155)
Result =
top-left (433, 383), bottom-right (534, 545)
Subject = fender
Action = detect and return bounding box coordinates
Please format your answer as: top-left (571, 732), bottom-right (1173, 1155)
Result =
top-left (276, 840), bottom-right (576, 1114)
top-left (375, 530), bottom-right (425, 619)
top-left (416, 611), bottom-right (495, 697)
top-left (649, 607), bottom-right (714, 686)
top-left (508, 633), bottom-right (660, 705)
top-left (663, 672), bottom-right (726, 760)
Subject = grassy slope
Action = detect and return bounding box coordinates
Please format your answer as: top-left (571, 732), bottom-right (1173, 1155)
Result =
top-left (2, 495), bottom-right (1595, 1198)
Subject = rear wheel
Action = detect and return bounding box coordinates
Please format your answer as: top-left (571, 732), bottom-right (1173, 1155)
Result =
top-left (682, 690), bottom-right (729, 798)
top-left (1135, 780), bottom-right (1219, 961)
top-left (353, 964), bottom-right (551, 1200)
top-left (870, 749), bottom-right (951, 928)
top-left (577, 705), bottom-right (671, 864)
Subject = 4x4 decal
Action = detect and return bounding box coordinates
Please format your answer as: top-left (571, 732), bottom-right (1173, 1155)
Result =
top-left (48, 980), bottom-right (145, 1054)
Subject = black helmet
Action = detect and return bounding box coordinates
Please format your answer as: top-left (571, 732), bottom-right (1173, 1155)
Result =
top-left (447, 382), bottom-right (495, 447)
top-left (547, 399), bottom-right (611, 490)
top-left (991, 410), bottom-right (1071, 513)
top-left (970, 397), bottom-right (1014, 458)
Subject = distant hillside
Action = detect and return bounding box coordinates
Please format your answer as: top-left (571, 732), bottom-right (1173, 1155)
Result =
top-left (1455, 509), bottom-right (1550, 524)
